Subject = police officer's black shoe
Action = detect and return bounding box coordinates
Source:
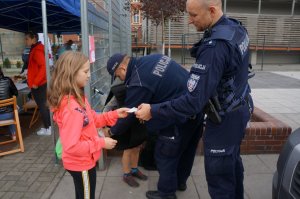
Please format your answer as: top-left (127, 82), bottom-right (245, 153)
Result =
top-left (146, 191), bottom-right (177, 199)
top-left (177, 183), bottom-right (187, 191)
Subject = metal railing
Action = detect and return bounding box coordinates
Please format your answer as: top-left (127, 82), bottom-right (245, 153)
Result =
top-left (87, 0), bottom-right (131, 109)
top-left (149, 13), bottom-right (300, 50)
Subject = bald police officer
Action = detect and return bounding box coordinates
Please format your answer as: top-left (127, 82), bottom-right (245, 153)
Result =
top-left (106, 53), bottom-right (203, 199)
top-left (136, 0), bottom-right (254, 198)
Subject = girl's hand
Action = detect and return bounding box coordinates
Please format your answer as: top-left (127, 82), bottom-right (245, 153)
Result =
top-left (104, 137), bottom-right (117, 149)
top-left (116, 108), bottom-right (130, 118)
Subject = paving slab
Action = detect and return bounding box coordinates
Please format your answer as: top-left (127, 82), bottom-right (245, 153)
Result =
top-left (192, 175), bottom-right (210, 199)
top-left (257, 154), bottom-right (279, 173)
top-left (100, 176), bottom-right (147, 199)
top-left (244, 173), bottom-right (274, 199)
top-left (242, 155), bottom-right (273, 175)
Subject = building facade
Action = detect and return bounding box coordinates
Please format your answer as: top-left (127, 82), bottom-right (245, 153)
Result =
top-left (143, 0), bottom-right (300, 65)
top-left (130, 0), bottom-right (143, 46)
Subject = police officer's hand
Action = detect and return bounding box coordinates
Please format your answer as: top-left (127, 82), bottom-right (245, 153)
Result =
top-left (116, 108), bottom-right (130, 118)
top-left (135, 103), bottom-right (152, 121)
top-left (103, 137), bottom-right (117, 149)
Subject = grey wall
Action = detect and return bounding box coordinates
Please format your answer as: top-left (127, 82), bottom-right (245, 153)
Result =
top-left (0, 28), bottom-right (25, 62)
top-left (257, 51), bottom-right (300, 64)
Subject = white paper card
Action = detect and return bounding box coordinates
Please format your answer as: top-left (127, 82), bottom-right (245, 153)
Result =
top-left (126, 107), bottom-right (138, 113)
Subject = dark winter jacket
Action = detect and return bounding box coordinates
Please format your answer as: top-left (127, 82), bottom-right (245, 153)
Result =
top-left (0, 76), bottom-right (18, 113)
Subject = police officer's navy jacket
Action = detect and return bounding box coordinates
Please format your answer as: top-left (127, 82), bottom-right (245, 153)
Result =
top-left (110, 54), bottom-right (190, 135)
top-left (151, 15), bottom-right (253, 148)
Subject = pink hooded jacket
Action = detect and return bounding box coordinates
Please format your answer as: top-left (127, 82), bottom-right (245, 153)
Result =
top-left (53, 95), bottom-right (118, 171)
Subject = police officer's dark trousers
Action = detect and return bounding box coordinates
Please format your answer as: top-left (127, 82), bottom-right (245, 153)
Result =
top-left (204, 145), bottom-right (244, 199)
top-left (177, 115), bottom-right (203, 186)
top-left (203, 104), bottom-right (251, 199)
top-left (155, 115), bottom-right (203, 195)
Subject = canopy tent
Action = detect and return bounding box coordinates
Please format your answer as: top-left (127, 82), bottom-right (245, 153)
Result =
top-left (0, 0), bottom-right (88, 163)
top-left (0, 0), bottom-right (81, 33)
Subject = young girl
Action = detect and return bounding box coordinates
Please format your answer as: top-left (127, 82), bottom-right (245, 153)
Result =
top-left (48, 51), bottom-right (129, 199)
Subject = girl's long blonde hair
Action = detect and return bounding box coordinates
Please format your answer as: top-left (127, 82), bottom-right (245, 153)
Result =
top-left (48, 51), bottom-right (89, 110)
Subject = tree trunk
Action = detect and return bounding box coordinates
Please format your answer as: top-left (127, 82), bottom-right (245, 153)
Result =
top-left (161, 12), bottom-right (165, 55)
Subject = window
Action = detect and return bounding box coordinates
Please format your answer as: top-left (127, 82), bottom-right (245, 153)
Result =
top-left (133, 13), bottom-right (139, 23)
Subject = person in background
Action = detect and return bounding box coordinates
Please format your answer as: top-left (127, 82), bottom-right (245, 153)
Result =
top-left (48, 51), bottom-right (129, 199)
top-left (25, 31), bottom-right (51, 135)
top-left (20, 46), bottom-right (30, 76)
top-left (103, 78), bottom-right (148, 187)
top-left (0, 67), bottom-right (18, 140)
top-left (57, 39), bottom-right (73, 58)
top-left (136, 0), bottom-right (254, 198)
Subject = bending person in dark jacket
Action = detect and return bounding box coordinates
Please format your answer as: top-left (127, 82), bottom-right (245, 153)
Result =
top-left (103, 78), bottom-right (148, 187)
top-left (0, 67), bottom-right (18, 140)
top-left (106, 53), bottom-right (204, 199)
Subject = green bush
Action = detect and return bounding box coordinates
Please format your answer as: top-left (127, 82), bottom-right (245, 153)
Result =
top-left (16, 61), bottom-right (22, 68)
top-left (3, 58), bottom-right (11, 68)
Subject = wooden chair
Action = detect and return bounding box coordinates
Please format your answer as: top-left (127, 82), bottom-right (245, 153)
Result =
top-left (23, 97), bottom-right (39, 128)
top-left (0, 96), bottom-right (24, 156)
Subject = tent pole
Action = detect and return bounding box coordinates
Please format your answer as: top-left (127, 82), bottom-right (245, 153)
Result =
top-left (108, 0), bottom-right (112, 56)
top-left (0, 34), bottom-right (3, 63)
top-left (42, 0), bottom-right (50, 84)
top-left (42, 0), bottom-right (56, 164)
top-left (80, 0), bottom-right (90, 102)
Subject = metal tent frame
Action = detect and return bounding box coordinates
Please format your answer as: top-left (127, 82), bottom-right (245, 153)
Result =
top-left (0, 0), bottom-right (81, 33)
top-left (0, 0), bottom-right (84, 164)
top-left (0, 0), bottom-right (131, 168)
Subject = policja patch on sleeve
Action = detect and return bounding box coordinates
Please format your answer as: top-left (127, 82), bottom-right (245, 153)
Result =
top-left (191, 63), bottom-right (208, 71)
top-left (187, 74), bottom-right (200, 92)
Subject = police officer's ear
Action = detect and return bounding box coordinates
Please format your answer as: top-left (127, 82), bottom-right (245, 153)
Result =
top-left (208, 0), bottom-right (222, 18)
top-left (208, 6), bottom-right (217, 18)
top-left (117, 62), bottom-right (127, 73)
top-left (120, 56), bottom-right (130, 69)
top-left (118, 64), bottom-right (126, 71)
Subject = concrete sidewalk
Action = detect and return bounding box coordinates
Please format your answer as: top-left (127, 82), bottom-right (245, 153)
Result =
top-left (0, 136), bottom-right (279, 199)
top-left (49, 154), bottom-right (278, 199)
top-left (250, 71), bottom-right (300, 131)
top-left (0, 70), bottom-right (300, 199)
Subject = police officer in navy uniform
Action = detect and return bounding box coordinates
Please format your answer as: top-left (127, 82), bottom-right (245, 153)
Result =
top-left (106, 53), bottom-right (203, 199)
top-left (136, 0), bottom-right (254, 198)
